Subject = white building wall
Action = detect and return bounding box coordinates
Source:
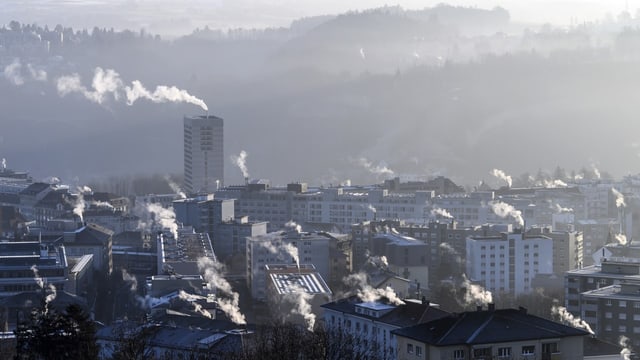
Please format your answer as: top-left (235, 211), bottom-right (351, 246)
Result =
top-left (467, 233), bottom-right (553, 296)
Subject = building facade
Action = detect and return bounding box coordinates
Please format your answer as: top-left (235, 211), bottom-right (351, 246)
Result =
top-left (184, 115), bottom-right (224, 195)
top-left (466, 231), bottom-right (554, 296)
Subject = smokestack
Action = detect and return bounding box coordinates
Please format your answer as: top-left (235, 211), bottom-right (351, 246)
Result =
top-left (476, 305), bottom-right (483, 312)
top-left (245, 177), bottom-right (249, 186)
top-left (488, 303), bottom-right (495, 311)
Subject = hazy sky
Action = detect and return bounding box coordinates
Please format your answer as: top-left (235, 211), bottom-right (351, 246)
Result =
top-left (2, 0), bottom-right (640, 36)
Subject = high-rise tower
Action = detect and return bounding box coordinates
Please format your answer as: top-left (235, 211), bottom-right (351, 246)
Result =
top-left (183, 115), bottom-right (224, 195)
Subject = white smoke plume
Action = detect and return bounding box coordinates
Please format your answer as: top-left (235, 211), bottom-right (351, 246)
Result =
top-left (1, 158), bottom-right (6, 170)
top-left (359, 47), bottom-right (366, 59)
top-left (490, 168), bottom-right (512, 188)
top-left (26, 63), bottom-right (47, 82)
top-left (366, 255), bottom-right (389, 269)
top-left (544, 179), bottom-right (568, 188)
top-left (439, 242), bottom-right (456, 254)
top-left (78, 185), bottom-right (93, 194)
top-left (145, 203), bottom-right (178, 240)
top-left (56, 67), bottom-right (208, 111)
top-left (431, 207), bottom-right (453, 219)
top-left (231, 150), bottom-right (249, 179)
top-left (551, 305), bottom-right (594, 334)
top-left (3, 58), bottom-right (24, 85)
top-left (43, 176), bottom-right (60, 184)
top-left (122, 268), bottom-right (168, 311)
top-left (92, 201), bottom-right (115, 210)
top-left (45, 284), bottom-right (57, 308)
top-left (259, 236), bottom-right (300, 269)
top-left (73, 194), bottom-right (86, 223)
top-left (164, 176), bottom-right (186, 199)
top-left (125, 80), bottom-right (208, 111)
top-left (197, 257), bottom-right (246, 324)
top-left (285, 220), bottom-right (302, 233)
top-left (489, 201), bottom-right (524, 227)
top-left (461, 274), bottom-right (493, 307)
top-left (591, 164), bottom-right (601, 179)
top-left (178, 290), bottom-right (213, 319)
top-left (72, 186), bottom-right (92, 222)
top-left (554, 204), bottom-right (574, 213)
top-left (283, 243), bottom-right (300, 269)
top-left (31, 265), bottom-right (44, 289)
top-left (616, 233), bottom-right (628, 246)
top-left (612, 188), bottom-right (626, 208)
top-left (121, 269), bottom-right (138, 292)
top-left (355, 157), bottom-right (394, 178)
top-left (283, 284), bottom-right (315, 331)
top-left (31, 265), bottom-right (57, 312)
top-left (343, 272), bottom-right (405, 305)
top-left (57, 68), bottom-right (123, 104)
top-left (367, 204), bottom-right (377, 214)
top-left (620, 336), bottom-right (633, 360)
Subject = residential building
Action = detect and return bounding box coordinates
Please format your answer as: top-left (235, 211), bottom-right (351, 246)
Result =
top-left (368, 231), bottom-right (430, 290)
top-left (322, 296), bottom-right (449, 360)
top-left (466, 230), bottom-right (554, 296)
top-left (579, 281), bottom-right (640, 347)
top-left (577, 219), bottom-right (620, 266)
top-left (246, 228), bottom-right (350, 300)
top-left (565, 255), bottom-right (640, 317)
top-left (392, 306), bottom-right (588, 360)
top-left (184, 115), bottom-right (224, 195)
top-left (526, 226), bottom-right (583, 276)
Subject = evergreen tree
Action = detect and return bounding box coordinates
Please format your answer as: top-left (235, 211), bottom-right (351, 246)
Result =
top-left (14, 303), bottom-right (98, 360)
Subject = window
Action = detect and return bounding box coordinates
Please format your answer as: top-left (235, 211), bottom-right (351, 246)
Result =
top-left (620, 313), bottom-right (627, 320)
top-left (620, 301), bottom-right (627, 308)
top-left (498, 347), bottom-right (512, 358)
top-left (605, 312), bottom-right (613, 319)
top-left (407, 344), bottom-right (414, 354)
top-left (522, 345), bottom-right (535, 355)
top-left (416, 346), bottom-right (422, 356)
top-left (620, 326), bottom-right (627, 333)
top-left (542, 342), bottom-right (558, 354)
top-left (473, 347), bottom-right (492, 359)
top-left (453, 350), bottom-right (465, 359)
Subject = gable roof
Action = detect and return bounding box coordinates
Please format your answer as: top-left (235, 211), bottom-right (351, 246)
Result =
top-left (322, 295), bottom-right (449, 328)
top-left (392, 308), bottom-right (589, 346)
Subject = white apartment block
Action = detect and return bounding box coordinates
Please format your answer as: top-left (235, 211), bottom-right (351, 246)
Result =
top-left (466, 231), bottom-right (553, 296)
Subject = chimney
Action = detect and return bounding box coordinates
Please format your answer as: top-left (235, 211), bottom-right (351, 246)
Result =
top-left (488, 303), bottom-right (495, 311)
top-left (476, 305), bottom-right (483, 312)
top-left (421, 296), bottom-right (429, 306)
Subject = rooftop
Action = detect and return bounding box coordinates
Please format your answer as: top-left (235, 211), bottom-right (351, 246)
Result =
top-left (268, 268), bottom-right (331, 296)
top-left (391, 308), bottom-right (589, 346)
top-left (322, 295), bottom-right (449, 328)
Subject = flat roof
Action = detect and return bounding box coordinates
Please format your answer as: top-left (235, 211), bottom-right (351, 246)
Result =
top-left (357, 302), bottom-right (396, 311)
top-left (269, 271), bottom-right (331, 295)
